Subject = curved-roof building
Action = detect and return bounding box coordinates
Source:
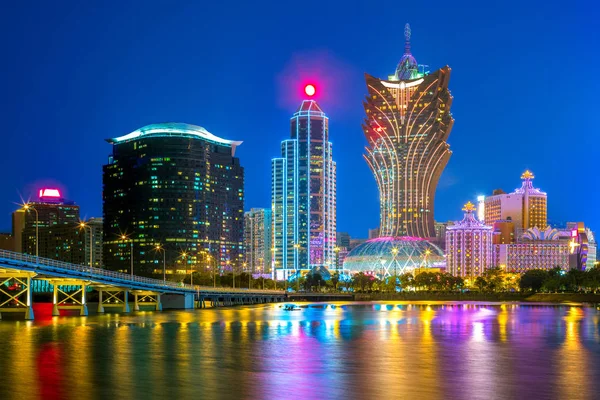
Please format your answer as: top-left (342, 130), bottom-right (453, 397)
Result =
top-left (103, 123), bottom-right (244, 277)
top-left (108, 123), bottom-right (242, 155)
top-left (343, 237), bottom-right (444, 278)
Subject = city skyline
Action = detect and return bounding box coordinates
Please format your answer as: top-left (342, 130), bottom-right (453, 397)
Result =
top-left (2, 2), bottom-right (597, 239)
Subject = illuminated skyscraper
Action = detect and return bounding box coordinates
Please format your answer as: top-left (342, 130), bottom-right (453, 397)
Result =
top-left (363, 23), bottom-right (453, 238)
top-left (484, 170), bottom-right (547, 232)
top-left (446, 202), bottom-right (493, 279)
top-left (244, 208), bottom-right (272, 274)
top-left (103, 123), bottom-right (244, 277)
top-left (272, 94), bottom-right (337, 279)
top-left (17, 189), bottom-right (85, 264)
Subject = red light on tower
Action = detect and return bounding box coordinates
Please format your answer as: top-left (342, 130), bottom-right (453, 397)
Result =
top-left (304, 84), bottom-right (316, 97)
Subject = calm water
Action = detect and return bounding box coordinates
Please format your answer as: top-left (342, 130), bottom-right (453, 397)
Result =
top-left (1, 302), bottom-right (600, 400)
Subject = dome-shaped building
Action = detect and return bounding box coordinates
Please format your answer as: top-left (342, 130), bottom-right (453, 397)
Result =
top-left (343, 237), bottom-right (444, 278)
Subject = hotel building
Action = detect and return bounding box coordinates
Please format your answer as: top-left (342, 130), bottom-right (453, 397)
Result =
top-left (362, 23), bottom-right (453, 239)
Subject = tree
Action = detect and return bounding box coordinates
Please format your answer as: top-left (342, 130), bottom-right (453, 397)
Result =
top-left (519, 269), bottom-right (549, 292)
top-left (398, 273), bottom-right (414, 291)
top-left (303, 273), bottom-right (326, 292)
top-left (474, 276), bottom-right (487, 292)
top-left (352, 272), bottom-right (374, 292)
top-left (330, 272), bottom-right (340, 292)
top-left (483, 267), bottom-right (507, 292)
top-left (414, 272), bottom-right (436, 291)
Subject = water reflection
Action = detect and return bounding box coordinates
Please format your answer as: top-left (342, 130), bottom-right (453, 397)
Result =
top-left (0, 302), bottom-right (600, 400)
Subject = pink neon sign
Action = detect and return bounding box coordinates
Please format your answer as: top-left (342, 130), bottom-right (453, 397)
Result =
top-left (39, 188), bottom-right (61, 198)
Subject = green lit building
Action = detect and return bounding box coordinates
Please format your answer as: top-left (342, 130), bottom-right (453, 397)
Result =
top-left (103, 123), bottom-right (244, 277)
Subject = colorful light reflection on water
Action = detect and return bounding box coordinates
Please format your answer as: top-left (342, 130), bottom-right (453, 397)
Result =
top-left (1, 302), bottom-right (600, 400)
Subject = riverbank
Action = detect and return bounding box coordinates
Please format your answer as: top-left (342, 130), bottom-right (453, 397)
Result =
top-left (352, 292), bottom-right (600, 303)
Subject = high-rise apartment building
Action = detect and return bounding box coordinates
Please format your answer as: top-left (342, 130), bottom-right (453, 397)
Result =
top-left (244, 208), bottom-right (272, 274)
top-left (103, 123), bottom-right (244, 277)
top-left (446, 202), bottom-right (493, 279)
top-left (363, 23), bottom-right (453, 238)
top-left (271, 98), bottom-right (336, 279)
top-left (17, 189), bottom-right (85, 264)
top-left (336, 232), bottom-right (351, 249)
top-left (84, 217), bottom-right (103, 268)
top-left (484, 170), bottom-right (547, 232)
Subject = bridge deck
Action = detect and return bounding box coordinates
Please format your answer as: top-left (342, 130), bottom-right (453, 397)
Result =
top-left (0, 250), bottom-right (283, 296)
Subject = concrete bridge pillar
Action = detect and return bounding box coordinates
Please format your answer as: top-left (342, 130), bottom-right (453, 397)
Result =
top-left (24, 276), bottom-right (34, 320)
top-left (123, 291), bottom-right (131, 313)
top-left (80, 283), bottom-right (88, 316)
top-left (52, 285), bottom-right (60, 316)
top-left (156, 294), bottom-right (162, 311)
top-left (97, 290), bottom-right (105, 313)
top-left (134, 294), bottom-right (140, 311)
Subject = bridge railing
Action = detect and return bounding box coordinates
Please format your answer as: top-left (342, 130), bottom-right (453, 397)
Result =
top-left (0, 250), bottom-right (284, 295)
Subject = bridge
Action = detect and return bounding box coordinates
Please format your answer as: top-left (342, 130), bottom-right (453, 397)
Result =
top-left (0, 250), bottom-right (286, 320)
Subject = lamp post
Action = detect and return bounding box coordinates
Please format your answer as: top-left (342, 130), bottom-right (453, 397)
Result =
top-left (79, 221), bottom-right (93, 268)
top-left (274, 260), bottom-right (279, 290)
top-left (293, 243), bottom-right (301, 292)
top-left (258, 258), bottom-right (264, 289)
top-left (121, 234), bottom-right (133, 279)
top-left (23, 204), bottom-right (39, 260)
top-left (155, 244), bottom-right (166, 283)
top-left (181, 252), bottom-right (193, 286)
top-left (391, 247), bottom-right (399, 289)
top-left (207, 254), bottom-right (216, 288)
top-left (232, 262), bottom-right (235, 289)
top-left (243, 262), bottom-right (249, 289)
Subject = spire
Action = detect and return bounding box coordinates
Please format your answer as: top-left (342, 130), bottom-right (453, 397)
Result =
top-left (404, 23), bottom-right (412, 55)
top-left (462, 201), bottom-right (476, 213)
top-left (521, 170), bottom-right (534, 181)
top-left (393, 23), bottom-right (419, 81)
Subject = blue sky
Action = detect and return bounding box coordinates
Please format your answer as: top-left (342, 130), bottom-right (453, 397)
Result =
top-left (1, 0), bottom-right (597, 238)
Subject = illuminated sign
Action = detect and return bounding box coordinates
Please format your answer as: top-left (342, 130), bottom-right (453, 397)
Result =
top-left (39, 188), bottom-right (61, 198)
top-left (571, 229), bottom-right (578, 238)
top-left (304, 84), bottom-right (316, 97)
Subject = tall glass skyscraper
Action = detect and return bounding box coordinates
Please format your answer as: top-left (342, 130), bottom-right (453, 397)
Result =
top-left (103, 123), bottom-right (244, 277)
top-left (272, 100), bottom-right (336, 279)
top-left (363, 23), bottom-right (454, 239)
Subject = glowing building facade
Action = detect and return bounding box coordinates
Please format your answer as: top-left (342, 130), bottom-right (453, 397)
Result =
top-left (484, 170), bottom-right (547, 233)
top-left (493, 225), bottom-right (591, 272)
top-left (343, 236), bottom-right (444, 278)
top-left (103, 123), bottom-right (244, 277)
top-left (244, 208), bottom-right (272, 274)
top-left (363, 23), bottom-right (453, 239)
top-left (271, 100), bottom-right (336, 279)
top-left (446, 202), bottom-right (493, 279)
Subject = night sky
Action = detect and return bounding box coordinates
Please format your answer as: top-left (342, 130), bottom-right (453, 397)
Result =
top-left (2, 1), bottom-right (596, 238)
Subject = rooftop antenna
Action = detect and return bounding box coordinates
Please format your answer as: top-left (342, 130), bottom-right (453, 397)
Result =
top-left (404, 23), bottom-right (411, 55)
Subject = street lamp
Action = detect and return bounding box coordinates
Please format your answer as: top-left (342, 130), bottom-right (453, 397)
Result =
top-left (23, 204), bottom-right (39, 260)
top-left (293, 243), bottom-right (301, 292)
top-left (243, 262), bottom-right (249, 289)
top-left (155, 244), bottom-right (166, 283)
top-left (181, 251), bottom-right (193, 286)
top-left (391, 247), bottom-right (399, 289)
top-left (232, 262), bottom-right (236, 288)
top-left (79, 221), bottom-right (93, 268)
top-left (207, 254), bottom-right (216, 288)
top-left (121, 234), bottom-right (133, 279)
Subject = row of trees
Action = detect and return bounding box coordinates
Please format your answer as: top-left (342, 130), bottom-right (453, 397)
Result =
top-left (172, 267), bottom-right (600, 294)
top-left (519, 267), bottom-right (600, 292)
